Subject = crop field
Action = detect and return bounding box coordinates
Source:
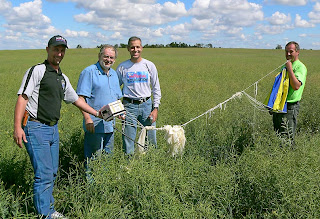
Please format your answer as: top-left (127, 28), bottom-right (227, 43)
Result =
top-left (0, 47), bottom-right (320, 218)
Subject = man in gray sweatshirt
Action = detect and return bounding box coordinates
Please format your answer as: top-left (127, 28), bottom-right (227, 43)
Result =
top-left (116, 36), bottom-right (161, 154)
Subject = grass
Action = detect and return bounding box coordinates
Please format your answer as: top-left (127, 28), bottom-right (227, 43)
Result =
top-left (0, 47), bottom-right (320, 218)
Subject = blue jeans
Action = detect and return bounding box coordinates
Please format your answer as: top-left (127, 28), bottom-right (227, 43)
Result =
top-left (122, 98), bottom-right (157, 154)
top-left (84, 132), bottom-right (114, 159)
top-left (24, 120), bottom-right (59, 218)
top-left (84, 132), bottom-right (114, 181)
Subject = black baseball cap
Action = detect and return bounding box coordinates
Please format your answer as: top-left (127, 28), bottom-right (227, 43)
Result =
top-left (48, 35), bottom-right (68, 48)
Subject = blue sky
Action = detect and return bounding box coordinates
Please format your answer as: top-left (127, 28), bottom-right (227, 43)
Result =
top-left (0, 0), bottom-right (319, 50)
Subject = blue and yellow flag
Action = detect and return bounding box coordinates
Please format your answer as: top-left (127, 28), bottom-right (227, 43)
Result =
top-left (264, 67), bottom-right (289, 113)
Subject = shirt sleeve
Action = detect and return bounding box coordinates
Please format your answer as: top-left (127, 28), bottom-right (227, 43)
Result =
top-left (116, 65), bottom-right (124, 86)
top-left (76, 67), bottom-right (93, 98)
top-left (17, 65), bottom-right (43, 97)
top-left (63, 74), bottom-right (79, 104)
top-left (295, 64), bottom-right (307, 86)
top-left (149, 62), bottom-right (162, 107)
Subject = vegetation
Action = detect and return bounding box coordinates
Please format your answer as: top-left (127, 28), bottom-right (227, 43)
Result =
top-left (0, 48), bottom-right (319, 218)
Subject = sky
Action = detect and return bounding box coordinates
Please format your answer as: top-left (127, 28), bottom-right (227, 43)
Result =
top-left (0, 0), bottom-right (320, 50)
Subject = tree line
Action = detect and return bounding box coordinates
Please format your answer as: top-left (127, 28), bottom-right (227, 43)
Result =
top-left (77, 42), bottom-right (219, 49)
top-left (76, 43), bottom-right (288, 50)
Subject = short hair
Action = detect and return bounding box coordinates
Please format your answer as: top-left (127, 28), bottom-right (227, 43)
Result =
top-left (128, 36), bottom-right (142, 46)
top-left (99, 44), bottom-right (118, 58)
top-left (286, 41), bottom-right (300, 52)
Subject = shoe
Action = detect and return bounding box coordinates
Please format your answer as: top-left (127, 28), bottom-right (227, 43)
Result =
top-left (51, 211), bottom-right (67, 219)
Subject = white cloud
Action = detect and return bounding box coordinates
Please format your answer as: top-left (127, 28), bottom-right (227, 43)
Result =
top-left (0, 0), bottom-right (11, 13)
top-left (266, 0), bottom-right (308, 6)
top-left (161, 1), bottom-right (187, 17)
top-left (256, 23), bottom-right (293, 35)
top-left (72, 0), bottom-right (187, 30)
top-left (2, 0), bottom-right (57, 35)
top-left (295, 14), bottom-right (315, 27)
top-left (267, 11), bottom-right (291, 25)
top-left (314, 2), bottom-right (320, 11)
top-left (308, 2), bottom-right (320, 23)
top-left (189, 0), bottom-right (264, 26)
top-left (110, 31), bottom-right (122, 39)
top-left (226, 27), bottom-right (243, 35)
top-left (65, 29), bottom-right (89, 37)
top-left (166, 23), bottom-right (189, 36)
top-left (150, 28), bottom-right (164, 37)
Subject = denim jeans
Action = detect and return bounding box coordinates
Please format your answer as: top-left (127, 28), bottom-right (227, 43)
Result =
top-left (84, 132), bottom-right (114, 159)
top-left (24, 120), bottom-right (59, 218)
top-left (122, 98), bottom-right (156, 154)
top-left (84, 132), bottom-right (114, 182)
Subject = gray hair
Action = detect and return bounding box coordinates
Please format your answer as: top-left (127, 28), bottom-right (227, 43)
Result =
top-left (286, 41), bottom-right (300, 51)
top-left (99, 44), bottom-right (118, 58)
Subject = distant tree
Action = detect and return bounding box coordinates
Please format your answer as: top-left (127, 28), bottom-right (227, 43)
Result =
top-left (120, 43), bottom-right (127, 48)
top-left (206, 43), bottom-right (213, 48)
top-left (275, 44), bottom-right (282, 49)
top-left (76, 44), bottom-right (82, 49)
top-left (195, 43), bottom-right (203, 48)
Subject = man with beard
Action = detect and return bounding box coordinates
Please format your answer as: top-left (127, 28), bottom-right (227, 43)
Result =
top-left (76, 45), bottom-right (122, 175)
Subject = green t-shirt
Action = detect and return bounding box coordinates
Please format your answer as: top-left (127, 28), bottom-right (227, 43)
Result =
top-left (287, 60), bottom-right (307, 103)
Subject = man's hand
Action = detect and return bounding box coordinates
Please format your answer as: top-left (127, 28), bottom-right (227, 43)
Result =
top-left (13, 127), bottom-right (27, 148)
top-left (85, 118), bottom-right (95, 133)
top-left (149, 108), bottom-right (158, 123)
top-left (118, 113), bottom-right (126, 120)
top-left (286, 59), bottom-right (293, 71)
top-left (13, 94), bottom-right (28, 148)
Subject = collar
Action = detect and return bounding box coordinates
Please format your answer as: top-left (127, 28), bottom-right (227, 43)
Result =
top-left (95, 61), bottom-right (112, 76)
top-left (44, 60), bottom-right (62, 75)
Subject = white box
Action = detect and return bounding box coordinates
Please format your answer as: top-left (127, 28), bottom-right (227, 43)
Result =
top-left (100, 100), bottom-right (126, 121)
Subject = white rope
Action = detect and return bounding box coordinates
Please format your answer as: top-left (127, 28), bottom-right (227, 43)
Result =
top-left (181, 92), bottom-right (243, 127)
top-left (113, 63), bottom-right (285, 156)
top-left (242, 62), bottom-right (286, 93)
top-left (180, 62), bottom-right (285, 127)
top-left (241, 91), bottom-right (269, 112)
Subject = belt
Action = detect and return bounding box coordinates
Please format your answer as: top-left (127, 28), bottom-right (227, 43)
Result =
top-left (29, 117), bottom-right (57, 126)
top-left (123, 97), bottom-right (150, 104)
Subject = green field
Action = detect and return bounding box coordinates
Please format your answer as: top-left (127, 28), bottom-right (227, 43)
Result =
top-left (1, 48), bottom-right (320, 218)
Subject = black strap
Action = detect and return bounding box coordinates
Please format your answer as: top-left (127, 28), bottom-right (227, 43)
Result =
top-left (22, 63), bottom-right (41, 93)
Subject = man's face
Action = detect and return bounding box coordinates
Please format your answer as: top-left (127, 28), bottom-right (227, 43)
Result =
top-left (285, 43), bottom-right (299, 62)
top-left (46, 45), bottom-right (66, 67)
top-left (99, 48), bottom-right (116, 71)
top-left (128, 40), bottom-right (143, 61)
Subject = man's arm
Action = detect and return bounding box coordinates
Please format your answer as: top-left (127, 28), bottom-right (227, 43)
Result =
top-left (73, 97), bottom-right (101, 118)
top-left (149, 63), bottom-right (161, 123)
top-left (78, 95), bottom-right (95, 133)
top-left (13, 94), bottom-right (28, 148)
top-left (286, 61), bottom-right (301, 90)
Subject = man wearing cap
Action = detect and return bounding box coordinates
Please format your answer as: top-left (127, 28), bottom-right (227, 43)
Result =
top-left (116, 36), bottom-right (161, 154)
top-left (13, 35), bottom-right (101, 218)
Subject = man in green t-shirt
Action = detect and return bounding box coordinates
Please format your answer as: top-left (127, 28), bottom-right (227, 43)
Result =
top-left (273, 41), bottom-right (307, 142)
